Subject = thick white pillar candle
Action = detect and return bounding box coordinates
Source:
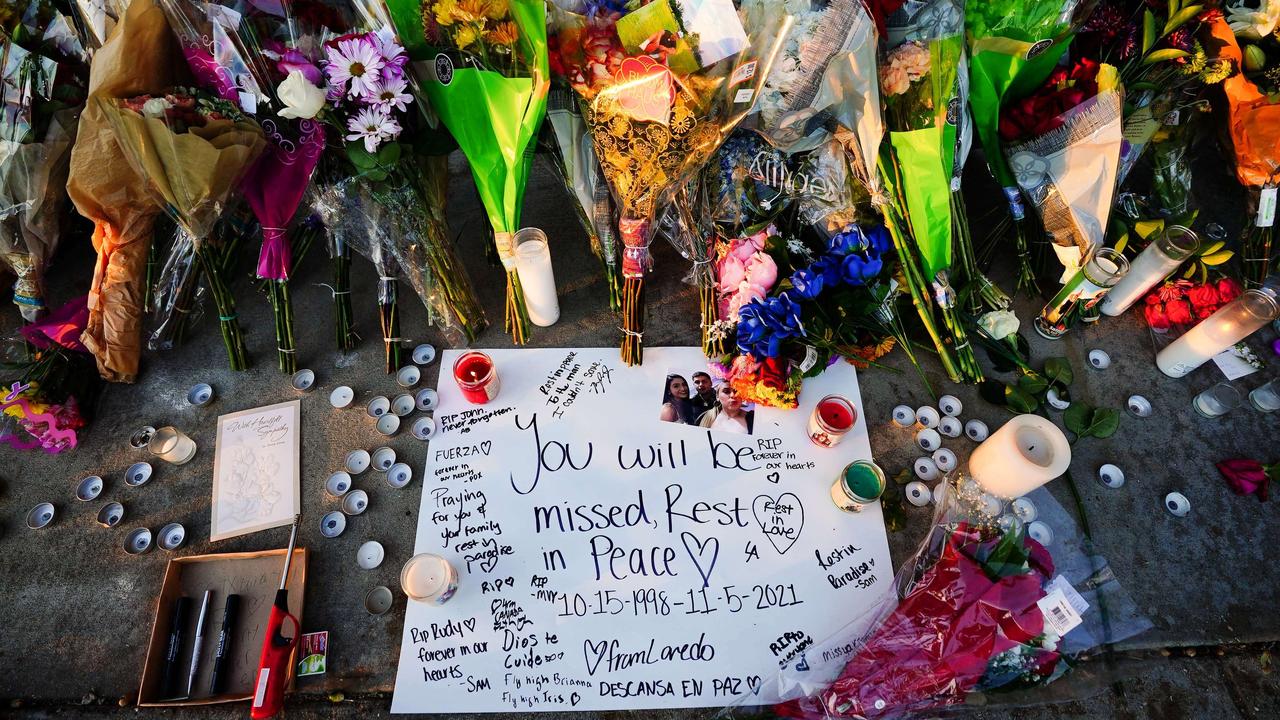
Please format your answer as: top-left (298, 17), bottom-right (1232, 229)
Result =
top-left (515, 228), bottom-right (560, 327)
top-left (967, 415), bottom-right (1071, 499)
top-left (1156, 289), bottom-right (1278, 377)
top-left (1101, 226), bottom-right (1199, 316)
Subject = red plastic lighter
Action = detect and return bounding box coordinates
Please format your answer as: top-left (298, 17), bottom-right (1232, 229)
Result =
top-left (250, 517), bottom-right (301, 719)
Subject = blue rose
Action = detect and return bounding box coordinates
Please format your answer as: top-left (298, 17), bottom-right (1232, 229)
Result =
top-left (841, 252), bottom-right (884, 285)
top-left (865, 224), bottom-right (892, 255)
top-left (828, 225), bottom-right (868, 256)
top-left (790, 267), bottom-right (824, 300)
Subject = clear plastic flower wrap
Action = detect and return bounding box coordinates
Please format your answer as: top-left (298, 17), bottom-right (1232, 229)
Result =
top-left (549, 0), bottom-right (790, 364)
top-left (311, 156), bottom-right (484, 362)
top-left (722, 478), bottom-right (1151, 719)
top-left (95, 88), bottom-right (267, 370)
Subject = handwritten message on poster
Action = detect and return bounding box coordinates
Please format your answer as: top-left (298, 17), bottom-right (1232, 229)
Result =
top-left (391, 348), bottom-right (892, 713)
top-left (210, 399), bottom-right (300, 541)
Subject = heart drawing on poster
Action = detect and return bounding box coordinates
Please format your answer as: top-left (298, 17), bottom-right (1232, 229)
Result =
top-left (752, 493), bottom-right (804, 555)
top-left (681, 531), bottom-right (719, 588)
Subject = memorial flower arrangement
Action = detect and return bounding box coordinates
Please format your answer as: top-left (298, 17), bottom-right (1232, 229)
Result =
top-left (0, 1), bottom-right (86, 326)
top-left (1217, 457), bottom-right (1277, 500)
top-left (386, 0), bottom-right (549, 345)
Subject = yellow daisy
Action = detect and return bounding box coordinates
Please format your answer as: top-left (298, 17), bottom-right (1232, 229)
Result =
top-left (434, 0), bottom-right (459, 26)
top-left (454, 24), bottom-right (480, 49)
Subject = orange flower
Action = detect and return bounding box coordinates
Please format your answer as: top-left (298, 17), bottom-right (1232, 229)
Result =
top-left (486, 21), bottom-right (518, 47)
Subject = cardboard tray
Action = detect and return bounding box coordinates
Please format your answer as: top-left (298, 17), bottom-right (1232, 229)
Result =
top-left (137, 548), bottom-right (307, 707)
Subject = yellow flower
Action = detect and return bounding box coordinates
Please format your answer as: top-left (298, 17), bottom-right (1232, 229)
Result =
top-left (434, 0), bottom-right (458, 26)
top-left (454, 0), bottom-right (488, 23)
top-left (485, 20), bottom-right (518, 47)
top-left (454, 24), bottom-right (480, 49)
top-left (483, 0), bottom-right (510, 20)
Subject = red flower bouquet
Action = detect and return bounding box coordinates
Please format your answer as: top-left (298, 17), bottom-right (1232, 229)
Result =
top-left (775, 523), bottom-right (1060, 719)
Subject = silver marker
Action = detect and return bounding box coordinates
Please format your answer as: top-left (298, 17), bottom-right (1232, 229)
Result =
top-left (187, 590), bottom-right (213, 698)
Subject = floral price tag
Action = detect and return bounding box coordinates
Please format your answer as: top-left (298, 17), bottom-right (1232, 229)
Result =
top-left (1037, 587), bottom-right (1085, 636)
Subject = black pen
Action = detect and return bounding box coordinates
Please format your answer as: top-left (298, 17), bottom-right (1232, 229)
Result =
top-left (208, 594), bottom-right (240, 695)
top-left (161, 596), bottom-right (191, 698)
top-left (186, 590), bottom-right (213, 698)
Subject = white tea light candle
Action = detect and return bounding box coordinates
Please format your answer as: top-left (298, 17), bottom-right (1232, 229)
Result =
top-left (515, 228), bottom-right (559, 327)
top-left (967, 414), bottom-right (1071, 499)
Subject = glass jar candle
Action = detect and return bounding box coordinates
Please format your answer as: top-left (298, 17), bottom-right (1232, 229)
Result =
top-left (515, 228), bottom-right (560, 327)
top-left (400, 553), bottom-right (459, 605)
top-left (453, 351), bottom-right (499, 404)
top-left (1101, 225), bottom-right (1199, 316)
top-left (830, 460), bottom-right (886, 513)
top-left (1156, 289), bottom-right (1279, 378)
top-left (807, 395), bottom-right (857, 447)
top-left (1035, 248), bottom-right (1130, 339)
top-left (148, 426), bottom-right (197, 465)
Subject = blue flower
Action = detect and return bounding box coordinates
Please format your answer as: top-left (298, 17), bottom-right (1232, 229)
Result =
top-left (841, 252), bottom-right (883, 285)
top-left (813, 256), bottom-right (842, 287)
top-left (865, 224), bottom-right (892, 255)
top-left (828, 225), bottom-right (869, 256)
top-left (736, 293), bottom-right (805, 358)
top-left (791, 267), bottom-right (825, 300)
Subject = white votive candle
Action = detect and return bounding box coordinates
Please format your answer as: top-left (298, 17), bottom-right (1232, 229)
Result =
top-left (515, 228), bottom-right (560, 327)
top-left (1101, 226), bottom-right (1199, 316)
top-left (400, 553), bottom-right (459, 605)
top-left (967, 414), bottom-right (1071, 499)
top-left (1156, 289), bottom-right (1278, 378)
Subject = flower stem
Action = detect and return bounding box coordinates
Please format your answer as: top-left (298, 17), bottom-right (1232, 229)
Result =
top-left (196, 245), bottom-right (249, 371)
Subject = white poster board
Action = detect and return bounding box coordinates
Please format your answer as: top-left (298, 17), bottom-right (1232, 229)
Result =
top-left (391, 348), bottom-right (892, 713)
top-left (210, 399), bottom-right (301, 541)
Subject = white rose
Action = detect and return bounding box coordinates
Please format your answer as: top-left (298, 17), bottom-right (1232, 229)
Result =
top-left (142, 97), bottom-right (172, 118)
top-left (277, 70), bottom-right (326, 120)
top-left (979, 309), bottom-right (1021, 339)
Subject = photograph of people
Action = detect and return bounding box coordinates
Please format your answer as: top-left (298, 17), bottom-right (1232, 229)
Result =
top-left (690, 371), bottom-right (717, 421)
top-left (658, 373), bottom-right (698, 425)
top-left (698, 383), bottom-right (754, 435)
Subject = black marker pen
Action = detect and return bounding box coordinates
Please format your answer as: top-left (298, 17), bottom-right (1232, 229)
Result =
top-left (161, 596), bottom-right (191, 698)
top-left (208, 594), bottom-right (240, 695)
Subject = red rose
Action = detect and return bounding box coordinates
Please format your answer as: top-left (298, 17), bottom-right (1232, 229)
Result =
top-left (1144, 292), bottom-right (1162, 305)
top-left (759, 357), bottom-right (787, 391)
top-left (1186, 284), bottom-right (1221, 310)
top-left (1216, 459), bottom-right (1271, 501)
top-left (1144, 302), bottom-right (1171, 331)
top-left (1217, 277), bottom-right (1243, 304)
top-left (1165, 298), bottom-right (1194, 325)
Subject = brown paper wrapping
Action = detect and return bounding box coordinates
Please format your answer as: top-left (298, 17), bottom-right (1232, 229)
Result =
top-left (1206, 16), bottom-right (1280, 188)
top-left (67, 0), bottom-right (184, 382)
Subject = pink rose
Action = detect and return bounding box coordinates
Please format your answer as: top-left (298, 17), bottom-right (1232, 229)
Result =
top-left (743, 253), bottom-right (778, 291)
top-left (718, 254), bottom-right (746, 293)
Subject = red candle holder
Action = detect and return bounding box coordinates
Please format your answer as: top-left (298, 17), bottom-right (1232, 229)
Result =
top-left (807, 395), bottom-right (857, 448)
top-left (453, 351), bottom-right (499, 404)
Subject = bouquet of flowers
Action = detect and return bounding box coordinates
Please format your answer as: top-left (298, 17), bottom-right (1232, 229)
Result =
top-left (71, 0), bottom-right (129, 51)
top-left (543, 83), bottom-right (621, 311)
top-left (96, 88), bottom-right (266, 370)
top-left (760, 478), bottom-right (1151, 719)
top-left (1, 2), bottom-right (87, 324)
top-left (159, 0), bottom-right (332, 373)
top-left (383, 0), bottom-right (548, 344)
top-left (1078, 0), bottom-right (1228, 186)
top-left (550, 0), bottom-right (786, 364)
top-left (1206, 11), bottom-right (1280, 287)
top-left (1143, 277), bottom-right (1245, 331)
top-left (67, 0), bottom-right (185, 382)
top-left (1, 296), bottom-right (100, 453)
top-left (878, 33), bottom-right (983, 384)
top-left (965, 0), bottom-right (1098, 294)
top-left (999, 57), bottom-right (1124, 284)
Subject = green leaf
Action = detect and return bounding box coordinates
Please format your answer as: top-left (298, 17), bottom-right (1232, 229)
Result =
top-left (1115, 230), bottom-right (1130, 255)
top-left (1202, 250), bottom-right (1235, 266)
top-left (1144, 48), bottom-right (1191, 65)
top-left (1199, 240), bottom-right (1226, 256)
top-left (346, 142), bottom-right (378, 169)
top-left (1162, 6), bottom-right (1203, 37)
top-left (1064, 403), bottom-right (1092, 435)
top-left (1183, 263), bottom-right (1198, 279)
top-left (1043, 357), bottom-right (1074, 388)
top-left (376, 141), bottom-right (402, 166)
top-left (1006, 386), bottom-right (1040, 414)
top-left (1017, 373), bottom-right (1049, 397)
top-left (1090, 408), bottom-right (1121, 439)
top-left (1134, 218), bottom-right (1164, 238)
top-left (1142, 10), bottom-right (1156, 55)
